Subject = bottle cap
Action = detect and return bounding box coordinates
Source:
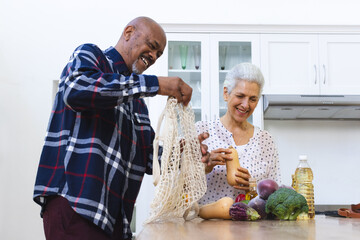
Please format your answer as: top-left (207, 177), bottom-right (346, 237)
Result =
top-left (299, 155), bottom-right (308, 160)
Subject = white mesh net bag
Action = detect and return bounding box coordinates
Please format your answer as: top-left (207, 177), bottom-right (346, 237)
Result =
top-left (145, 98), bottom-right (207, 223)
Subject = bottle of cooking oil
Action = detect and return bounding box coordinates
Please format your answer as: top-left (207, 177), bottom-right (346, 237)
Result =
top-left (294, 155), bottom-right (315, 219)
top-left (245, 178), bottom-right (258, 200)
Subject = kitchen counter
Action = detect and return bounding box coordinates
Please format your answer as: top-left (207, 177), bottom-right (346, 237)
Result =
top-left (135, 215), bottom-right (360, 240)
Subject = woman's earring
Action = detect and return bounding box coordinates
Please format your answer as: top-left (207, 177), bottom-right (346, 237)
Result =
top-left (223, 88), bottom-right (228, 102)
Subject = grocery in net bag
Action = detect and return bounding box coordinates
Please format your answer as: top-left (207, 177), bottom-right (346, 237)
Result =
top-left (145, 98), bottom-right (207, 223)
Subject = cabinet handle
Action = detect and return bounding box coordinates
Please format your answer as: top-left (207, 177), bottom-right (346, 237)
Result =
top-left (314, 65), bottom-right (317, 84)
top-left (323, 64), bottom-right (326, 84)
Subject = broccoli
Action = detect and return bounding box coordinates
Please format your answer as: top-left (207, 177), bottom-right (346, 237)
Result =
top-left (265, 188), bottom-right (309, 220)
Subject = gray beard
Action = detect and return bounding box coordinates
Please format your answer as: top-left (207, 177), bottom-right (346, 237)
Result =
top-left (132, 60), bottom-right (142, 74)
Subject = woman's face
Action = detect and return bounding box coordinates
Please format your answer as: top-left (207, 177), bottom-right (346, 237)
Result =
top-left (223, 79), bottom-right (260, 123)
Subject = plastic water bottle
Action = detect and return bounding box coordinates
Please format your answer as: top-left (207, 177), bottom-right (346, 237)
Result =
top-left (294, 155), bottom-right (315, 219)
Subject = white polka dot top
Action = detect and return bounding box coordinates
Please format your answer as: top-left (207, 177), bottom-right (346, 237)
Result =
top-left (196, 119), bottom-right (281, 205)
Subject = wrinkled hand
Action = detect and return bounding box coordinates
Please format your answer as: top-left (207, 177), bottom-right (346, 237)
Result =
top-left (197, 132), bottom-right (210, 165)
top-left (233, 167), bottom-right (252, 191)
top-left (157, 76), bottom-right (192, 106)
top-left (203, 147), bottom-right (232, 174)
top-left (209, 148), bottom-right (233, 166)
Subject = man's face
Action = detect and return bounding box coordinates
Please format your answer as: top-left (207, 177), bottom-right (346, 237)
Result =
top-left (127, 24), bottom-right (166, 74)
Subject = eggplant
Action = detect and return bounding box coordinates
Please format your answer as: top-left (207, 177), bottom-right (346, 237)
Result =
top-left (229, 202), bottom-right (261, 221)
top-left (248, 196), bottom-right (267, 219)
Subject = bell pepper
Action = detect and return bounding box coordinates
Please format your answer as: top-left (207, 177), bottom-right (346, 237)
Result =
top-left (235, 193), bottom-right (246, 202)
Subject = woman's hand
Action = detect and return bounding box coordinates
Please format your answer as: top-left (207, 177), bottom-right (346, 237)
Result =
top-left (233, 167), bottom-right (252, 191)
top-left (205, 148), bottom-right (233, 174)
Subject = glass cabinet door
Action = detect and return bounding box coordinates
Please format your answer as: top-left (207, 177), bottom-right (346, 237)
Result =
top-left (210, 34), bottom-right (261, 127)
top-left (167, 41), bottom-right (202, 122)
top-left (166, 34), bottom-right (210, 122)
top-left (149, 33), bottom-right (262, 128)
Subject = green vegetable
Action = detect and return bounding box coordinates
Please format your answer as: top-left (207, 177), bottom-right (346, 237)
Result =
top-left (265, 188), bottom-right (309, 220)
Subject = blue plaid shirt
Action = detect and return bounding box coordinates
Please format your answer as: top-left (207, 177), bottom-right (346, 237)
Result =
top-left (33, 43), bottom-right (160, 238)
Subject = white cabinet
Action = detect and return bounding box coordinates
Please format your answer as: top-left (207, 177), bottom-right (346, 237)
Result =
top-left (261, 34), bottom-right (319, 95)
top-left (261, 34), bottom-right (360, 95)
top-left (318, 35), bottom-right (360, 95)
top-left (147, 33), bottom-right (264, 128)
top-left (166, 33), bottom-right (211, 123)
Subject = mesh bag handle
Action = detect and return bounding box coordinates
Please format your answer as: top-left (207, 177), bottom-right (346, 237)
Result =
top-left (146, 98), bottom-right (207, 223)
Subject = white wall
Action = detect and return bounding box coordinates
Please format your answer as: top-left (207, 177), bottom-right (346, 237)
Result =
top-left (2, 0), bottom-right (360, 239)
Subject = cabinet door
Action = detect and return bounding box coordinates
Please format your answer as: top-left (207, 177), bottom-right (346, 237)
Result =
top-left (147, 33), bottom-right (210, 125)
top-left (261, 34), bottom-right (319, 95)
top-left (166, 33), bottom-right (211, 122)
top-left (319, 35), bottom-right (360, 95)
top-left (210, 34), bottom-right (262, 127)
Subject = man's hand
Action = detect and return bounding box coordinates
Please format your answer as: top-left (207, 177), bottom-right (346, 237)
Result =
top-left (197, 132), bottom-right (210, 165)
top-left (157, 76), bottom-right (192, 106)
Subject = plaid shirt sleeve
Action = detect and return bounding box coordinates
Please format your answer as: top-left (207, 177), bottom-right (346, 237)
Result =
top-left (62, 44), bottom-right (159, 111)
top-left (33, 44), bottom-right (161, 239)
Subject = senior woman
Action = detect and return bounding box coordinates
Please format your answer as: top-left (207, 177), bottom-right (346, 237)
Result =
top-left (196, 62), bottom-right (281, 205)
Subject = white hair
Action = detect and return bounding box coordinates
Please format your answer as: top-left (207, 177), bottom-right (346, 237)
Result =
top-left (223, 62), bottom-right (264, 96)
